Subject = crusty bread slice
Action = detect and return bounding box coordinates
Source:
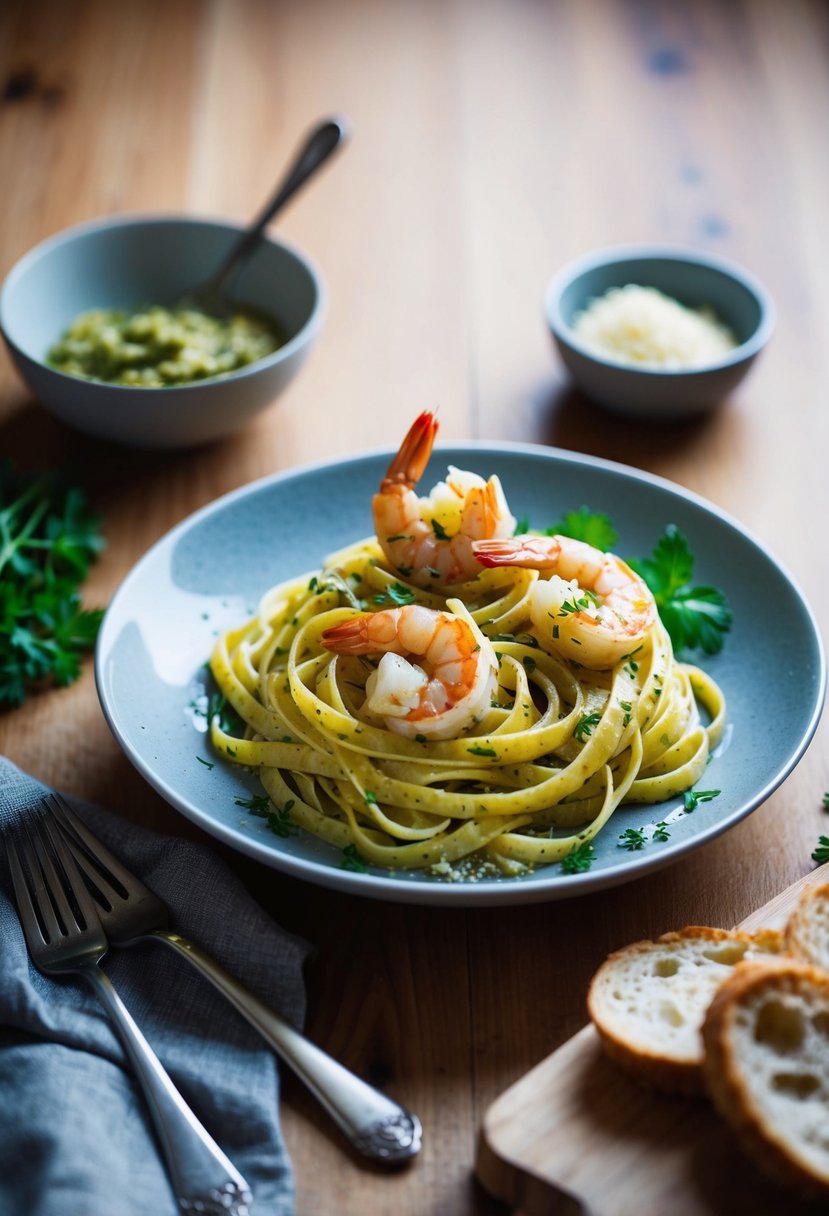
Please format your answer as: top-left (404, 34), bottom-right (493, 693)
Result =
top-left (702, 960), bottom-right (829, 1201)
top-left (587, 925), bottom-right (785, 1093)
top-left (786, 881), bottom-right (829, 972)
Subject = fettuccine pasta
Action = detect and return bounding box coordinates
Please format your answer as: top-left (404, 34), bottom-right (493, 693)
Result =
top-left (209, 534), bottom-right (725, 877)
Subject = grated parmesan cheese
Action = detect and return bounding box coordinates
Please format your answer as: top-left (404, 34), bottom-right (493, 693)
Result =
top-left (571, 284), bottom-right (737, 370)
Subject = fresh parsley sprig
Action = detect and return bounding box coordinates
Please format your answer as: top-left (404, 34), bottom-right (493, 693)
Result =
top-left (618, 826), bottom-right (647, 851)
top-left (561, 840), bottom-right (595, 873)
top-left (374, 581), bottom-right (417, 607)
top-left (628, 524), bottom-right (732, 656)
top-left (0, 463), bottom-right (105, 707)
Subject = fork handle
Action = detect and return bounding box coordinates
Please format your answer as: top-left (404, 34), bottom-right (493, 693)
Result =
top-left (153, 931), bottom-right (421, 1163)
top-left (81, 961), bottom-right (253, 1214)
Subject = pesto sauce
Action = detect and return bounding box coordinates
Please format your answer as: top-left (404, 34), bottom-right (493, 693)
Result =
top-left (47, 304), bottom-right (286, 387)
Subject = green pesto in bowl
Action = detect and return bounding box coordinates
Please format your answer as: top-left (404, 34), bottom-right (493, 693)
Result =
top-left (47, 303), bottom-right (287, 387)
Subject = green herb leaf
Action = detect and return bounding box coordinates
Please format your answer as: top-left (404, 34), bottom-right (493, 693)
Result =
top-left (629, 525), bottom-right (732, 656)
top-left (618, 826), bottom-right (647, 851)
top-left (430, 518), bottom-right (450, 541)
top-left (265, 798), bottom-right (297, 838)
top-left (374, 582), bottom-right (417, 607)
top-left (573, 711), bottom-right (602, 743)
top-left (0, 463), bottom-right (105, 708)
top-left (340, 843), bottom-right (369, 872)
top-left (559, 596), bottom-right (592, 615)
top-left (467, 744), bottom-right (497, 757)
top-left (652, 821), bottom-right (671, 842)
top-left (560, 840), bottom-right (595, 873)
top-left (683, 788), bottom-right (721, 812)
top-left (234, 793), bottom-right (272, 815)
top-left (812, 836), bottom-right (829, 864)
top-left (545, 506), bottom-right (618, 551)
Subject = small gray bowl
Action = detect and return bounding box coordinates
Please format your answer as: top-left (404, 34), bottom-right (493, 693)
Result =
top-left (545, 245), bottom-right (774, 420)
top-left (0, 214), bottom-right (325, 448)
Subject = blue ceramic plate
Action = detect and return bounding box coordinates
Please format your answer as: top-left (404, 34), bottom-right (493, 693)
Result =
top-left (95, 444), bottom-right (826, 906)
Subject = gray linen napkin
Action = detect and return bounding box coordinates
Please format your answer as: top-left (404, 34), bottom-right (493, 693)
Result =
top-left (0, 757), bottom-right (311, 1216)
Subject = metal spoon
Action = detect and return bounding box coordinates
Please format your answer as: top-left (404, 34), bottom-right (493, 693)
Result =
top-left (187, 115), bottom-right (348, 315)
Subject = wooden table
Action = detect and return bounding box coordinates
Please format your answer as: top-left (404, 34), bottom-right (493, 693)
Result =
top-left (2, 2), bottom-right (828, 1212)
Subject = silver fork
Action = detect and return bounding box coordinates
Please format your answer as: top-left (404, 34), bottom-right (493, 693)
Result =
top-left (49, 792), bottom-right (422, 1163)
top-left (7, 806), bottom-right (253, 1216)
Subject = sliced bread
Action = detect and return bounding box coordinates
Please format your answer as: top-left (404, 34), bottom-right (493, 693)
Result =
top-left (701, 960), bottom-right (829, 1201)
top-left (786, 880), bottom-right (829, 972)
top-left (587, 925), bottom-right (785, 1093)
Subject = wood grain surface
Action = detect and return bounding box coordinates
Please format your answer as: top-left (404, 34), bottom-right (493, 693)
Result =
top-left (2, 3), bottom-right (829, 1214)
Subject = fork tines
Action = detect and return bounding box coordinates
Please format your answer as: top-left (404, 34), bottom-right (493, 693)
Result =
top-left (7, 799), bottom-right (103, 950)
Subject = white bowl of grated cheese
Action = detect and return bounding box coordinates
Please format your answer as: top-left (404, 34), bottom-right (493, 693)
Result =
top-left (545, 245), bottom-right (774, 419)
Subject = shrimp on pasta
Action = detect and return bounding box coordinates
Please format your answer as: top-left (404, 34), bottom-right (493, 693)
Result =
top-left (321, 604), bottom-right (498, 740)
top-left (373, 411), bottom-right (516, 589)
top-left (473, 534), bottom-right (656, 669)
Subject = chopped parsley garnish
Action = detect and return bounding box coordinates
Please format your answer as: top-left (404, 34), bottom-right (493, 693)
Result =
top-left (619, 700), bottom-right (632, 727)
top-left (559, 595), bottom-right (592, 615)
top-left (363, 790), bottom-right (378, 805)
top-left (267, 799), bottom-right (297, 837)
top-left (374, 582), bottom-right (417, 607)
top-left (385, 533), bottom-right (412, 543)
top-left (234, 793), bottom-right (271, 815)
top-left (513, 516), bottom-right (530, 535)
top-left (629, 525), bottom-right (732, 656)
top-left (560, 840), bottom-right (595, 873)
top-left (238, 792), bottom-right (297, 836)
top-left (430, 518), bottom-right (450, 541)
top-left (467, 744), bottom-right (497, 757)
top-left (822, 792), bottom-right (829, 811)
top-left (195, 755), bottom-right (215, 770)
top-left (652, 821), bottom-right (671, 842)
top-left (618, 827), bottom-right (647, 851)
top-left (0, 463), bottom-right (106, 707)
top-left (683, 788), bottom-right (721, 812)
top-left (340, 843), bottom-right (369, 872)
top-left (573, 711), bottom-right (602, 742)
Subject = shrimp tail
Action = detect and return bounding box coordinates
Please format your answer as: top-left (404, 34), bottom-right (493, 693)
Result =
top-left (473, 536), bottom-right (562, 570)
top-left (379, 410), bottom-right (439, 491)
top-left (322, 617), bottom-right (373, 654)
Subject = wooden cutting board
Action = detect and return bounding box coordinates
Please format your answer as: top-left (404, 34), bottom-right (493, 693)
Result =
top-left (476, 865), bottom-right (829, 1216)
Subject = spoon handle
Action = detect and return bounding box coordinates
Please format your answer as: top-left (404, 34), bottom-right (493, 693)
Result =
top-left (212, 116), bottom-right (348, 295)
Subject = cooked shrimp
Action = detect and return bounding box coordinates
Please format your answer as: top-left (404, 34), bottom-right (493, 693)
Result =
top-left (373, 411), bottom-right (516, 588)
top-left (321, 604), bottom-right (498, 739)
top-left (473, 534), bottom-right (656, 669)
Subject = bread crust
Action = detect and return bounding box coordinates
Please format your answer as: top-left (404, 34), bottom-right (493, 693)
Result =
top-left (786, 881), bottom-right (829, 970)
top-left (702, 960), bottom-right (829, 1202)
top-left (587, 926), bottom-right (785, 1095)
